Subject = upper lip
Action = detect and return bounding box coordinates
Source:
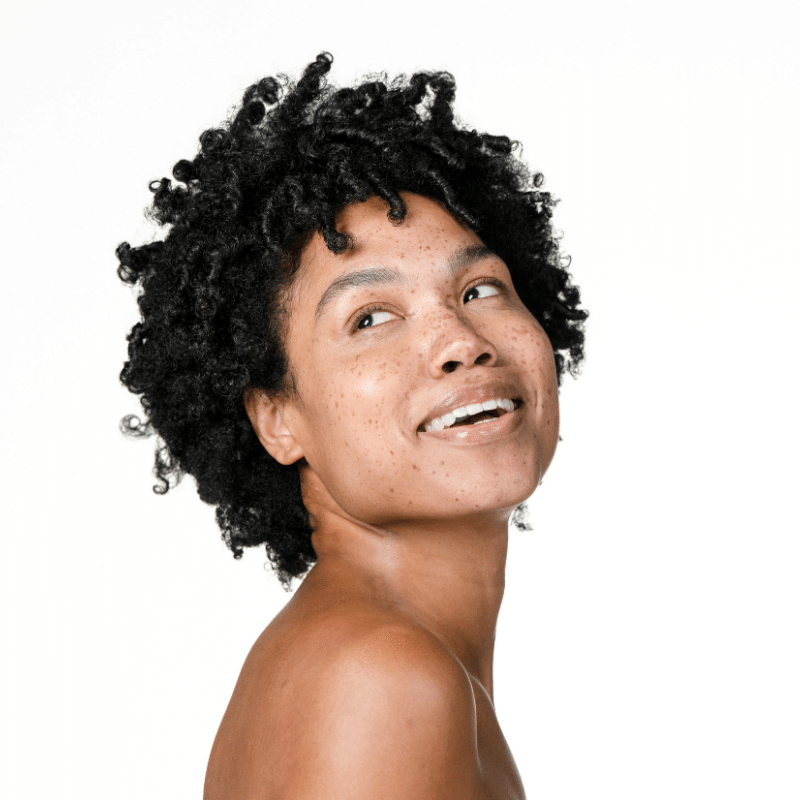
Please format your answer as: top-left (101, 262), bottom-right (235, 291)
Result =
top-left (416, 379), bottom-right (524, 432)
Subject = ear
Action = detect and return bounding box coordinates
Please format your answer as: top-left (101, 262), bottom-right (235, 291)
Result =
top-left (243, 388), bottom-right (305, 466)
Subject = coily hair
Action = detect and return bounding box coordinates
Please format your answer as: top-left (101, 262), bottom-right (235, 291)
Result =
top-left (117, 53), bottom-right (587, 590)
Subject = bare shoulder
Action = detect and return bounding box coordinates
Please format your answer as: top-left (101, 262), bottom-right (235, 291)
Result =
top-left (284, 613), bottom-right (485, 799)
top-left (204, 603), bottom-right (486, 800)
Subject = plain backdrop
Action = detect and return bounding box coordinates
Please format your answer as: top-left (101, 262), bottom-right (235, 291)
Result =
top-left (1, 1), bottom-right (798, 797)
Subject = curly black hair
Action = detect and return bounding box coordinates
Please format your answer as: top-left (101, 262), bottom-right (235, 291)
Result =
top-left (118, 53), bottom-right (587, 591)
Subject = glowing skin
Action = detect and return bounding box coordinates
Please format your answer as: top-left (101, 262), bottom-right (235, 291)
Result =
top-left (258, 193), bottom-right (558, 535)
top-left (209, 193), bottom-right (559, 799)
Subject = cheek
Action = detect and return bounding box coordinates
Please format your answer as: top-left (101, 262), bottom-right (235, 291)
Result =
top-left (503, 318), bottom-right (557, 378)
top-left (301, 364), bottom-right (420, 520)
top-left (335, 344), bottom-right (414, 418)
top-left (304, 353), bottom-right (408, 464)
top-left (504, 319), bottom-right (560, 441)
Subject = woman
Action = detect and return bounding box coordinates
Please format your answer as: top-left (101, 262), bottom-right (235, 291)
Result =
top-left (118, 52), bottom-right (586, 799)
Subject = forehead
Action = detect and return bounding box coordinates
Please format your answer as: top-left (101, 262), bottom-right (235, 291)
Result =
top-left (292, 193), bottom-right (484, 299)
top-left (336, 192), bottom-right (476, 248)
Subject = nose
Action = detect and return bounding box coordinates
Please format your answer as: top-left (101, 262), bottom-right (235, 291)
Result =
top-left (426, 308), bottom-right (498, 377)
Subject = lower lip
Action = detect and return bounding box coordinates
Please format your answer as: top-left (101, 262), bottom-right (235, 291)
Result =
top-left (417, 405), bottom-right (523, 444)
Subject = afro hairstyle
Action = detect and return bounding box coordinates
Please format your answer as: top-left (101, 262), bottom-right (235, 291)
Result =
top-left (117, 52), bottom-right (587, 591)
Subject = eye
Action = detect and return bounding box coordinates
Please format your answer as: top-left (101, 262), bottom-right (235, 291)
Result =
top-left (464, 281), bottom-right (503, 303)
top-left (355, 307), bottom-right (396, 330)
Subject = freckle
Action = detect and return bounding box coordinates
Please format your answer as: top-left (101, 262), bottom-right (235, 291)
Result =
top-left (390, 451), bottom-right (394, 455)
top-left (389, 488), bottom-right (394, 493)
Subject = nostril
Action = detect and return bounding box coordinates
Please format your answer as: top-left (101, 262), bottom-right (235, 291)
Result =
top-left (475, 352), bottom-right (492, 366)
top-left (442, 360), bottom-right (458, 374)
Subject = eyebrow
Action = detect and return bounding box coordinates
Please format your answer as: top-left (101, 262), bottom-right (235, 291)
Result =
top-left (315, 266), bottom-right (404, 320)
top-left (445, 244), bottom-right (497, 276)
top-left (314, 243), bottom-right (499, 321)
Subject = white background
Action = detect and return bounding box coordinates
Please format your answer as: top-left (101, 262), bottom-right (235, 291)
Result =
top-left (1, 1), bottom-right (798, 797)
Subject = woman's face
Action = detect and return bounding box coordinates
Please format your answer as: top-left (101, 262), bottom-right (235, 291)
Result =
top-left (273, 192), bottom-right (559, 528)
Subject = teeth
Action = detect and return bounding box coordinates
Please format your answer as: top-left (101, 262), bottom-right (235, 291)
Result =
top-left (424, 397), bottom-right (517, 433)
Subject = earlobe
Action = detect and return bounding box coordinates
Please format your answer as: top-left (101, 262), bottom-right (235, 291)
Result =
top-left (243, 388), bottom-right (305, 466)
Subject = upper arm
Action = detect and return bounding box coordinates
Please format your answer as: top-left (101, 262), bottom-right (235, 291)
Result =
top-left (284, 624), bottom-right (486, 800)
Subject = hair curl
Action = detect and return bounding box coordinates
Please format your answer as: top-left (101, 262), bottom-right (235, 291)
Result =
top-left (118, 53), bottom-right (587, 590)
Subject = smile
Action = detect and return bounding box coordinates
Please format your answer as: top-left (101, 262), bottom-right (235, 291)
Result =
top-left (421, 398), bottom-right (521, 432)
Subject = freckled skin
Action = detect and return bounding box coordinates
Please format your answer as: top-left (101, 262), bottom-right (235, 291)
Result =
top-left (276, 194), bottom-right (558, 528)
top-left (235, 193), bottom-right (559, 798)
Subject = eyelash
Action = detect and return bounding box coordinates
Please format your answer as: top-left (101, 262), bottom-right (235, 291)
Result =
top-left (350, 277), bottom-right (508, 332)
top-left (351, 304), bottom-right (391, 332)
top-left (464, 277), bottom-right (506, 301)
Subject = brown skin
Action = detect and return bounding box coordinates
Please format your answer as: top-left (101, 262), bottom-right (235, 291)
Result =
top-left (204, 193), bottom-right (559, 799)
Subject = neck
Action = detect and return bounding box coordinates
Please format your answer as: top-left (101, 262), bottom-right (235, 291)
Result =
top-left (298, 485), bottom-right (509, 699)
